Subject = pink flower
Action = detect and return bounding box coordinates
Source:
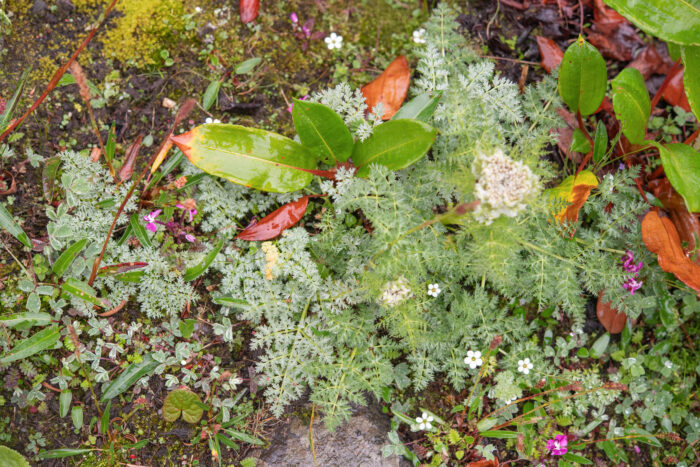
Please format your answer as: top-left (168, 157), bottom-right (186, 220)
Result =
top-left (290, 12), bottom-right (298, 23)
top-left (143, 210), bottom-right (162, 232)
top-left (621, 251), bottom-right (642, 273)
top-left (623, 277), bottom-right (643, 294)
top-left (287, 94), bottom-right (309, 113)
top-left (546, 434), bottom-right (568, 456)
top-left (176, 203), bottom-right (197, 222)
top-left (184, 234), bottom-right (196, 243)
top-left (634, 445), bottom-right (641, 454)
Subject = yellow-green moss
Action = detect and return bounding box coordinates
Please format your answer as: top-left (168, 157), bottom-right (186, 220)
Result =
top-left (75, 0), bottom-right (187, 66)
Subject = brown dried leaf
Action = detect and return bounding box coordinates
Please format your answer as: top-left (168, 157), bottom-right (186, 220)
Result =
top-left (629, 45), bottom-right (673, 80)
top-left (361, 56), bottom-right (410, 120)
top-left (662, 66), bottom-right (692, 112)
top-left (649, 178), bottom-right (700, 264)
top-left (536, 36), bottom-right (563, 73)
top-left (467, 458), bottom-right (499, 467)
top-left (596, 291), bottom-right (628, 334)
top-left (642, 210), bottom-right (700, 295)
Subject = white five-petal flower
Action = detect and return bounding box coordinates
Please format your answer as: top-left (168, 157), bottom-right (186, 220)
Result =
top-left (412, 28), bottom-right (426, 44)
top-left (464, 350), bottom-right (483, 369)
top-left (325, 32), bottom-right (343, 50)
top-left (517, 358), bottom-right (533, 375)
top-left (415, 412), bottom-right (434, 430)
top-left (427, 283), bottom-right (441, 297)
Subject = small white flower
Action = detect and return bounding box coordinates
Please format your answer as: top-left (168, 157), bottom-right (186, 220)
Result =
top-left (180, 360), bottom-right (187, 366)
top-left (427, 283), bottom-right (441, 297)
top-left (464, 350), bottom-right (483, 369)
top-left (205, 117), bottom-right (221, 124)
top-left (194, 6), bottom-right (202, 13)
top-left (324, 32), bottom-right (343, 50)
top-left (664, 360), bottom-right (673, 369)
top-left (517, 358), bottom-right (533, 375)
top-left (415, 412), bottom-right (434, 430)
top-left (412, 28), bottom-right (426, 44)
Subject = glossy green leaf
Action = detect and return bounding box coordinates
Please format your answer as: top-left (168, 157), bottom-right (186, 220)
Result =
top-left (60, 390), bottom-right (72, 418)
top-left (235, 57), bottom-right (261, 75)
top-left (52, 239), bottom-right (88, 278)
top-left (71, 406), bottom-right (83, 430)
top-left (292, 99), bottom-right (353, 164)
top-left (627, 427), bottom-right (662, 447)
top-left (590, 333), bottom-right (610, 358)
top-left (129, 213), bottom-right (152, 248)
top-left (162, 389), bottom-right (204, 423)
top-left (184, 239), bottom-right (224, 281)
top-left (479, 430), bottom-right (519, 439)
top-left (611, 68), bottom-right (650, 144)
top-left (212, 295), bottom-right (250, 310)
top-left (592, 121), bottom-right (609, 163)
top-left (0, 446), bottom-right (30, 467)
top-left (563, 452), bottom-right (593, 465)
top-left (171, 124), bottom-right (317, 193)
top-left (570, 128), bottom-right (591, 153)
top-left (391, 92), bottom-right (441, 122)
top-left (0, 312), bottom-right (52, 328)
top-left (0, 326), bottom-right (61, 364)
top-left (558, 37), bottom-right (608, 115)
top-left (655, 142), bottom-right (700, 212)
top-left (61, 279), bottom-right (106, 308)
top-left (668, 42), bottom-right (681, 61)
top-left (0, 203), bottom-right (32, 248)
top-left (223, 429), bottom-right (265, 446)
top-left (681, 45), bottom-right (700, 121)
top-left (100, 354), bottom-right (159, 402)
top-left (39, 448), bottom-right (94, 459)
top-left (114, 270), bottom-right (144, 283)
top-left (105, 122), bottom-right (116, 163)
top-left (603, 0), bottom-right (700, 46)
top-left (202, 79), bottom-right (221, 111)
top-left (352, 119), bottom-right (437, 177)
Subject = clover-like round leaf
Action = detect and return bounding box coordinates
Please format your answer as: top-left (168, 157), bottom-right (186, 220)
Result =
top-left (162, 389), bottom-right (204, 424)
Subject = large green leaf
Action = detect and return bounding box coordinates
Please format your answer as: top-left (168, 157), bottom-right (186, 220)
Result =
top-left (0, 203), bottom-right (32, 248)
top-left (655, 142), bottom-right (700, 212)
top-left (558, 37), bottom-right (608, 116)
top-left (0, 312), bottom-right (52, 328)
top-left (183, 239), bottom-right (224, 281)
top-left (0, 445), bottom-right (30, 467)
top-left (52, 238), bottom-right (88, 278)
top-left (61, 278), bottom-right (106, 308)
top-left (0, 326), bottom-right (61, 364)
top-left (292, 99), bottom-right (353, 164)
top-left (681, 45), bottom-right (700, 121)
top-left (39, 448), bottom-right (95, 459)
top-left (352, 119), bottom-right (437, 177)
top-left (611, 68), bottom-right (650, 144)
top-left (100, 354), bottom-right (159, 402)
top-left (162, 388), bottom-right (204, 423)
top-left (391, 92), bottom-right (441, 123)
top-left (603, 0), bottom-right (700, 46)
top-left (171, 123), bottom-right (317, 193)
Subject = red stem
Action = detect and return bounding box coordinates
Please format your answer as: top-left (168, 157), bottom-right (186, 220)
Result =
top-left (0, 0), bottom-right (119, 144)
top-left (574, 110), bottom-right (594, 176)
top-left (649, 59), bottom-right (682, 113)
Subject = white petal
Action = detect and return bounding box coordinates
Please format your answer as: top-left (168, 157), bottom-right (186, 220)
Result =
top-left (419, 423), bottom-right (426, 430)
top-left (421, 412), bottom-right (429, 419)
top-left (425, 422), bottom-right (432, 429)
top-left (474, 351), bottom-right (481, 358)
top-left (467, 350), bottom-right (474, 357)
top-left (522, 368), bottom-right (530, 374)
top-left (475, 358), bottom-right (483, 366)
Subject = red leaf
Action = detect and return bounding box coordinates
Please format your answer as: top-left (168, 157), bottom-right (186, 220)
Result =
top-left (592, 0), bottom-right (627, 34)
top-left (649, 178), bottom-right (700, 265)
top-left (536, 36), bottom-right (563, 74)
top-left (596, 291), bottom-right (627, 334)
top-left (236, 196), bottom-right (309, 241)
top-left (98, 262), bottom-right (148, 275)
top-left (239, 0), bottom-right (259, 23)
top-left (361, 56), bottom-right (410, 120)
top-left (119, 135), bottom-right (142, 182)
top-left (628, 45), bottom-right (673, 80)
top-left (662, 66), bottom-right (692, 112)
top-left (467, 458), bottom-right (499, 467)
top-left (642, 211), bottom-right (700, 295)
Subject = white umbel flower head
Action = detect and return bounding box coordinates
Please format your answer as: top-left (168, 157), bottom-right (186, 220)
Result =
top-left (472, 148), bottom-right (539, 225)
top-left (412, 28), bottom-right (426, 44)
top-left (379, 276), bottom-right (413, 308)
top-left (517, 358), bottom-right (533, 375)
top-left (415, 412), bottom-right (434, 430)
top-left (464, 350), bottom-right (483, 369)
top-left (325, 32), bottom-right (343, 50)
top-left (427, 283), bottom-right (441, 297)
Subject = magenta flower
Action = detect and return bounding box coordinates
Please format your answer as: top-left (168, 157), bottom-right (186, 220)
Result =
top-left (287, 94), bottom-right (309, 113)
top-left (143, 210), bottom-right (162, 232)
top-left (620, 250), bottom-right (643, 294)
top-left (623, 277), bottom-right (643, 294)
top-left (290, 12), bottom-right (298, 23)
top-left (546, 434), bottom-right (568, 456)
top-left (184, 234), bottom-right (196, 243)
top-left (176, 203), bottom-right (197, 222)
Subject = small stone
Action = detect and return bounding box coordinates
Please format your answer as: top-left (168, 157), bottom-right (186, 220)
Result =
top-left (32, 0), bottom-right (47, 15)
top-left (162, 97), bottom-right (177, 109)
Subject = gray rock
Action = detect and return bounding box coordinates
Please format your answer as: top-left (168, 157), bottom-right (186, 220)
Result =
top-left (258, 404), bottom-right (406, 467)
top-left (31, 0), bottom-right (47, 15)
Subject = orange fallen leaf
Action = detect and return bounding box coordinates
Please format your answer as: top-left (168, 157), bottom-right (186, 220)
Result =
top-left (536, 36), bottom-right (563, 73)
top-left (596, 291), bottom-right (627, 334)
top-left (547, 171), bottom-right (599, 224)
top-left (649, 178), bottom-right (700, 265)
top-left (361, 56), bottom-right (410, 120)
top-left (662, 66), bottom-right (692, 112)
top-left (641, 210), bottom-right (700, 295)
top-left (467, 458), bottom-right (499, 467)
